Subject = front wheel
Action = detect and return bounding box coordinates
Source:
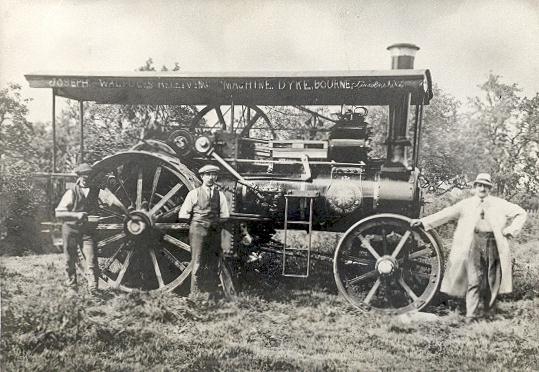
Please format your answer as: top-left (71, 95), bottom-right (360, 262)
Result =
top-left (333, 214), bottom-right (443, 315)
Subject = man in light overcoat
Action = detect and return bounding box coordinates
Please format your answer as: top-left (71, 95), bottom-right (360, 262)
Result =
top-left (411, 173), bottom-right (527, 320)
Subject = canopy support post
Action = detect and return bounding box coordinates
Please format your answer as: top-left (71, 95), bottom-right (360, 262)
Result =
top-left (52, 89), bottom-right (56, 173)
top-left (79, 100), bottom-right (84, 163)
top-left (413, 102), bottom-right (424, 168)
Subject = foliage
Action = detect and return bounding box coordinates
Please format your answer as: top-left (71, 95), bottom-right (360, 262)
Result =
top-left (0, 83), bottom-right (33, 161)
top-left (264, 105), bottom-right (335, 141)
top-left (0, 84), bottom-right (50, 255)
top-left (418, 85), bottom-right (475, 185)
top-left (467, 74), bottom-right (539, 198)
top-left (0, 163), bottom-right (45, 255)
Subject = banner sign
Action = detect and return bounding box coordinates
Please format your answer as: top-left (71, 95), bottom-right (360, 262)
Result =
top-left (26, 71), bottom-right (432, 105)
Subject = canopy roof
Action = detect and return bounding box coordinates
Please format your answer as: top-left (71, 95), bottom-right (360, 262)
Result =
top-left (25, 69), bottom-right (432, 106)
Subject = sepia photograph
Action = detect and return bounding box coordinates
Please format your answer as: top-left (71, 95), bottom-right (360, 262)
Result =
top-left (1, 0), bottom-right (538, 370)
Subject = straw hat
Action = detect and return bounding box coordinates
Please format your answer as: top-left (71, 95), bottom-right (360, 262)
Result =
top-left (473, 173), bottom-right (493, 188)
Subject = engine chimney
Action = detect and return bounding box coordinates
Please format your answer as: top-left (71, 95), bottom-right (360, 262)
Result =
top-left (387, 43), bottom-right (420, 69)
top-left (383, 43), bottom-right (420, 175)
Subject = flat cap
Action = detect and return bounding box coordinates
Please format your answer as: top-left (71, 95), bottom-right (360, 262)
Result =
top-left (473, 173), bottom-right (493, 187)
top-left (75, 163), bottom-right (93, 175)
top-left (198, 164), bottom-right (220, 174)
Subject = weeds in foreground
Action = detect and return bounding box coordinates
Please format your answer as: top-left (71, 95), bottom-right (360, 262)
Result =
top-left (1, 246), bottom-right (539, 371)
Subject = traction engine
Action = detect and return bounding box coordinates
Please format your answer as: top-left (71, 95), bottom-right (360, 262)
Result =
top-left (26, 43), bottom-right (443, 315)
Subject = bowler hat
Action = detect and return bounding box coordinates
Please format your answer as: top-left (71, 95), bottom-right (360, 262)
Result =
top-left (75, 163), bottom-right (93, 175)
top-left (473, 173), bottom-right (493, 188)
top-left (198, 164), bottom-right (220, 174)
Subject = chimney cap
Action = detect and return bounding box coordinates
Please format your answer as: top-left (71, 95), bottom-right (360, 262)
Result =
top-left (387, 43), bottom-right (420, 51)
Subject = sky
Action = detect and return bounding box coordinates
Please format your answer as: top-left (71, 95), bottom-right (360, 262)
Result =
top-left (1, 0), bottom-right (538, 122)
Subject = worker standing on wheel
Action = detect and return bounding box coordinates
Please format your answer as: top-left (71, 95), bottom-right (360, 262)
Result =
top-left (178, 164), bottom-right (235, 300)
top-left (56, 163), bottom-right (125, 293)
top-left (410, 173), bottom-right (527, 321)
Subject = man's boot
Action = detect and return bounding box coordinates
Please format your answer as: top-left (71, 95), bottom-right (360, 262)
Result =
top-left (65, 269), bottom-right (78, 291)
top-left (86, 268), bottom-right (98, 295)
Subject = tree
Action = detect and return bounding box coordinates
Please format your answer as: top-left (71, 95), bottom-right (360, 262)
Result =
top-left (417, 85), bottom-right (476, 186)
top-left (0, 84), bottom-right (34, 164)
top-left (468, 74), bottom-right (539, 198)
top-left (0, 84), bottom-right (46, 255)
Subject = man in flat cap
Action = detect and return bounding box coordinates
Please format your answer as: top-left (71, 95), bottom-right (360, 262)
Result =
top-left (55, 163), bottom-right (125, 293)
top-left (410, 173), bottom-right (527, 321)
top-left (178, 164), bottom-right (234, 299)
top-left (55, 163), bottom-right (101, 292)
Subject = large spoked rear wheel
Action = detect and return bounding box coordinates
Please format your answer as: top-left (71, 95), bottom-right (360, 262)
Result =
top-left (82, 151), bottom-right (200, 293)
top-left (333, 214), bottom-right (443, 315)
top-left (191, 105), bottom-right (275, 139)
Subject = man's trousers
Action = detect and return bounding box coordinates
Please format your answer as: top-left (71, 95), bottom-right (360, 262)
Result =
top-left (465, 231), bottom-right (501, 318)
top-left (62, 224), bottom-right (98, 289)
top-left (189, 220), bottom-right (235, 298)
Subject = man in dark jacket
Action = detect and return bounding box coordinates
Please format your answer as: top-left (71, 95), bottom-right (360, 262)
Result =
top-left (178, 164), bottom-right (235, 299)
top-left (55, 163), bottom-right (125, 292)
top-left (55, 163), bottom-right (100, 291)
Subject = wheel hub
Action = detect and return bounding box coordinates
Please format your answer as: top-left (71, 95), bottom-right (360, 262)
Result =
top-left (125, 211), bottom-right (152, 237)
top-left (375, 255), bottom-right (398, 276)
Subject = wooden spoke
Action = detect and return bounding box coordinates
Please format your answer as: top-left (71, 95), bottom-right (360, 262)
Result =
top-left (102, 187), bottom-right (127, 210)
top-left (164, 262), bottom-right (193, 293)
top-left (114, 247), bottom-right (135, 287)
top-left (160, 247), bottom-right (187, 270)
top-left (248, 111), bottom-right (261, 128)
top-left (113, 169), bottom-right (133, 207)
top-left (163, 234), bottom-right (191, 252)
top-left (96, 223), bottom-right (124, 230)
top-left (156, 204), bottom-right (183, 220)
top-left (97, 232), bottom-right (126, 248)
top-left (154, 223), bottom-right (189, 230)
top-left (149, 183), bottom-right (183, 216)
top-left (136, 168), bottom-right (143, 209)
top-left (347, 270), bottom-right (378, 286)
top-left (149, 166), bottom-right (162, 207)
top-left (405, 259), bottom-right (433, 268)
top-left (409, 247), bottom-right (432, 259)
top-left (391, 230), bottom-right (411, 259)
top-left (102, 243), bottom-right (126, 271)
top-left (215, 106), bottom-right (226, 129)
top-left (397, 277), bottom-right (419, 301)
top-left (97, 206), bottom-right (124, 219)
top-left (149, 248), bottom-right (165, 288)
top-left (355, 234), bottom-right (381, 260)
top-left (240, 112), bottom-right (262, 136)
top-left (381, 228), bottom-right (388, 255)
top-left (342, 254), bottom-right (376, 266)
top-left (364, 278), bottom-right (381, 305)
top-left (96, 215), bottom-right (118, 221)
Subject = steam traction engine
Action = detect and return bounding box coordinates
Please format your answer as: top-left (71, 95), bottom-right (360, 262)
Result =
top-left (26, 44), bottom-right (443, 315)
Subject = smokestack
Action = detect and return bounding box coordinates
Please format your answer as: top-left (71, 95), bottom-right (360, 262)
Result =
top-left (387, 43), bottom-right (420, 69)
top-left (383, 43), bottom-right (420, 175)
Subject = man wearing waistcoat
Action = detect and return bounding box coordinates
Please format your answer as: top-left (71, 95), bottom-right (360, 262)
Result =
top-left (178, 164), bottom-right (235, 299)
top-left (411, 173), bottom-right (527, 320)
top-left (55, 163), bottom-right (101, 292)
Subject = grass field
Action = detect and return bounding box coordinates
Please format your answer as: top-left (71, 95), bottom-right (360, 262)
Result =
top-left (1, 240), bottom-right (539, 371)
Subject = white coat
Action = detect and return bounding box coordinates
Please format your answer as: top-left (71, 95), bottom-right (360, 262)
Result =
top-left (420, 195), bottom-right (527, 296)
